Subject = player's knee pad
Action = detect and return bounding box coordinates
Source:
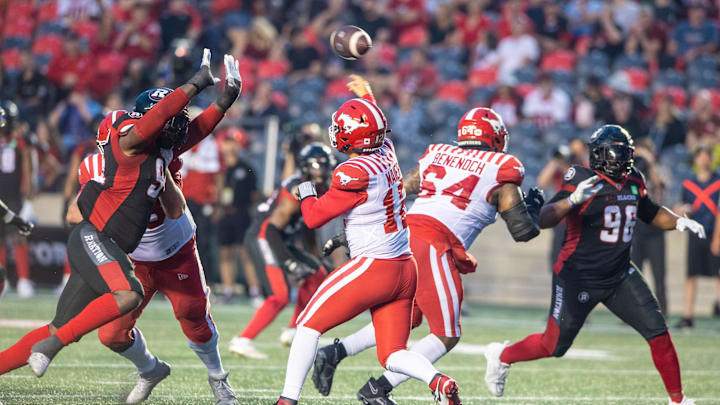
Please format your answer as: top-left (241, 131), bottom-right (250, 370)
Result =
top-left (113, 290), bottom-right (144, 314)
top-left (97, 325), bottom-right (133, 351)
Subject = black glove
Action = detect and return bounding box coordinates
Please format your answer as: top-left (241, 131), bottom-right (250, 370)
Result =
top-left (187, 48), bottom-right (219, 92)
top-left (12, 217), bottom-right (34, 237)
top-left (322, 233), bottom-right (348, 257)
top-left (215, 54), bottom-right (242, 111)
top-left (524, 187), bottom-right (545, 223)
top-left (283, 259), bottom-right (316, 280)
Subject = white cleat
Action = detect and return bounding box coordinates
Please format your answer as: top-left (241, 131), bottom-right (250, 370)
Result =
top-left (27, 352), bottom-right (51, 377)
top-left (228, 337), bottom-right (267, 359)
top-left (209, 371), bottom-right (239, 405)
top-left (279, 328), bottom-right (296, 347)
top-left (670, 398), bottom-right (696, 405)
top-left (125, 359), bottom-right (171, 404)
top-left (484, 341), bottom-right (511, 397)
top-left (17, 278), bottom-right (34, 298)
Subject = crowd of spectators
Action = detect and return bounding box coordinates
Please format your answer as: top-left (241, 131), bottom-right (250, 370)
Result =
top-left (3, 0), bottom-right (720, 308)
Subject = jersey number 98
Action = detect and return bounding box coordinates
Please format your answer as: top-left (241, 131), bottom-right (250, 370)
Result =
top-left (600, 205), bottom-right (637, 243)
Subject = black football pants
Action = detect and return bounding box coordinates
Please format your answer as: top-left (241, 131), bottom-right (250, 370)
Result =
top-left (546, 267), bottom-right (668, 357)
top-left (52, 221), bottom-right (143, 329)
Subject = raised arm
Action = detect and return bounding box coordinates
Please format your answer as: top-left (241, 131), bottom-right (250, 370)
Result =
top-left (119, 49), bottom-right (220, 155)
top-left (347, 74), bottom-right (376, 104)
top-left (539, 175), bottom-right (602, 228)
top-left (491, 184), bottom-right (543, 242)
top-left (297, 164), bottom-right (368, 228)
top-left (0, 199), bottom-right (33, 236)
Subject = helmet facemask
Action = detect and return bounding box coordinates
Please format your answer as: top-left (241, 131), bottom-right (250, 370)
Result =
top-left (590, 144), bottom-right (634, 181)
top-left (157, 109), bottom-right (190, 150)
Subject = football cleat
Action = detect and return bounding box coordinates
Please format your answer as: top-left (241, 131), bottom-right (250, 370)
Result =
top-left (125, 359), bottom-right (171, 404)
top-left (17, 278), bottom-right (34, 298)
top-left (274, 397), bottom-right (297, 405)
top-left (430, 374), bottom-right (461, 405)
top-left (484, 341), bottom-right (510, 397)
top-left (28, 335), bottom-right (64, 377)
top-left (357, 377), bottom-right (398, 405)
top-left (280, 328), bottom-right (296, 347)
top-left (209, 371), bottom-right (238, 405)
top-left (312, 339), bottom-right (344, 396)
top-left (228, 337), bottom-right (267, 359)
top-left (670, 397), bottom-right (696, 405)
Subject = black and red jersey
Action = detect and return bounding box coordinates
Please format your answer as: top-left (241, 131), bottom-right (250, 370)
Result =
top-left (77, 113), bottom-right (169, 253)
top-left (549, 165), bottom-right (660, 287)
top-left (250, 175), bottom-right (303, 239)
top-left (0, 136), bottom-right (25, 208)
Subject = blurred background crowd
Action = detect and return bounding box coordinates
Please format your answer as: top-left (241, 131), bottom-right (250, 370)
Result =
top-left (1, 0), bottom-right (720, 326)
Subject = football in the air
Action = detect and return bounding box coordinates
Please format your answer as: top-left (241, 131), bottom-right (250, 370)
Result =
top-left (330, 25), bottom-right (372, 60)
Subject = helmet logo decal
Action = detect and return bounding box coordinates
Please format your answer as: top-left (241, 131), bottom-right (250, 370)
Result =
top-left (481, 115), bottom-right (505, 135)
top-left (337, 112), bottom-right (370, 134)
top-left (335, 171), bottom-right (359, 185)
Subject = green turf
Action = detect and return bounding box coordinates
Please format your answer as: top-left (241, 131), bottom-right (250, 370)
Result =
top-left (1, 293), bottom-right (719, 404)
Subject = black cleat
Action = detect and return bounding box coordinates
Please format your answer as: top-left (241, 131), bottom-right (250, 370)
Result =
top-left (312, 338), bottom-right (344, 396)
top-left (357, 377), bottom-right (398, 405)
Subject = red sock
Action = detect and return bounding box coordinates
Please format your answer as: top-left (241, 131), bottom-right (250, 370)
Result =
top-left (240, 296), bottom-right (287, 339)
top-left (55, 293), bottom-right (122, 345)
top-left (0, 325), bottom-right (51, 375)
top-left (289, 268), bottom-right (327, 328)
top-left (649, 332), bottom-right (683, 402)
top-left (501, 317), bottom-right (559, 364)
top-left (14, 243), bottom-right (29, 280)
top-left (0, 246), bottom-right (6, 268)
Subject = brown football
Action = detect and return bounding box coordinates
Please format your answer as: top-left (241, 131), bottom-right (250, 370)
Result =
top-left (330, 25), bottom-right (372, 60)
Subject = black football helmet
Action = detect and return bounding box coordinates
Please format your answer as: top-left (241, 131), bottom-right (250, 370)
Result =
top-left (588, 124), bottom-right (635, 181)
top-left (298, 142), bottom-right (337, 193)
top-left (0, 100), bottom-right (18, 133)
top-left (135, 87), bottom-right (189, 150)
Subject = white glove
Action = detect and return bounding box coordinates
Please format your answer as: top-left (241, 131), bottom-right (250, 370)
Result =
top-left (223, 54), bottom-right (242, 94)
top-left (676, 217), bottom-right (706, 239)
top-left (297, 181), bottom-right (317, 200)
top-left (568, 175), bottom-right (603, 206)
top-left (201, 48), bottom-right (221, 85)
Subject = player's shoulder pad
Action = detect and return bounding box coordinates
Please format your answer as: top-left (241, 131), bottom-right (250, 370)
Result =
top-left (561, 165), bottom-right (593, 186)
top-left (497, 154), bottom-right (525, 186)
top-left (77, 155), bottom-right (94, 186)
top-left (626, 166), bottom-right (648, 195)
top-left (332, 162), bottom-right (370, 191)
top-left (114, 111), bottom-right (142, 137)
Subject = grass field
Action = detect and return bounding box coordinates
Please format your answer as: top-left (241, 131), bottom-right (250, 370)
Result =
top-left (0, 293), bottom-right (719, 405)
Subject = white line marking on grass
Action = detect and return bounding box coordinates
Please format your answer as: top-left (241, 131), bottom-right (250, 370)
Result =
top-left (0, 319), bottom-right (48, 328)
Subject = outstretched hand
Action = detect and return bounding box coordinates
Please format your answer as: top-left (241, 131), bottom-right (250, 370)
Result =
top-left (347, 74), bottom-right (373, 99)
top-left (215, 54), bottom-right (242, 111)
top-left (187, 48), bottom-right (220, 92)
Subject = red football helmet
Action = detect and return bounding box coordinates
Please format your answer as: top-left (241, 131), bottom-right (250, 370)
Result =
top-left (457, 107), bottom-right (509, 152)
top-left (329, 98), bottom-right (388, 153)
top-left (96, 109), bottom-right (126, 154)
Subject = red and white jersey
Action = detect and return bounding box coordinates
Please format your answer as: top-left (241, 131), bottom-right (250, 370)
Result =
top-left (333, 138), bottom-right (411, 259)
top-left (78, 153), bottom-right (196, 262)
top-left (410, 144), bottom-right (525, 249)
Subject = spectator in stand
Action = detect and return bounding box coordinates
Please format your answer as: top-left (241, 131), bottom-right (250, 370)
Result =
top-left (669, 0), bottom-right (719, 62)
top-left (522, 72), bottom-right (571, 129)
top-left (610, 0), bottom-right (641, 34)
top-left (427, 1), bottom-right (454, 45)
top-left (534, 0), bottom-right (570, 51)
top-left (113, 2), bottom-right (160, 62)
top-left (181, 120), bottom-right (225, 284)
top-left (159, 0), bottom-right (203, 53)
top-left (564, 0), bottom-right (605, 36)
top-left (217, 128), bottom-right (260, 305)
top-left (388, 0), bottom-right (427, 41)
top-left (631, 138), bottom-right (669, 315)
top-left (646, 93), bottom-right (687, 152)
top-left (390, 90), bottom-right (427, 144)
top-left (350, 0), bottom-right (389, 38)
top-left (653, 0), bottom-right (679, 25)
top-left (287, 26), bottom-right (321, 74)
top-left (686, 90), bottom-right (720, 153)
top-left (490, 82), bottom-right (522, 127)
top-left (593, 6), bottom-right (625, 61)
top-left (676, 147), bottom-right (720, 329)
top-left (497, 16), bottom-right (539, 82)
top-left (13, 51), bottom-right (51, 127)
top-left (625, 5), bottom-right (673, 71)
top-left (396, 49), bottom-right (438, 97)
top-left (47, 33), bottom-right (93, 98)
top-left (247, 82), bottom-right (282, 119)
top-left (455, 1), bottom-right (491, 46)
top-left (604, 92), bottom-right (647, 139)
top-left (48, 91), bottom-right (102, 153)
top-left (574, 76), bottom-right (610, 129)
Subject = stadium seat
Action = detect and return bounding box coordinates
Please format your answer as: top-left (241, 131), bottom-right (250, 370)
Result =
top-left (1, 49), bottom-right (21, 71)
top-left (257, 59), bottom-right (289, 79)
top-left (2, 18), bottom-right (35, 39)
top-left (613, 53), bottom-right (646, 71)
top-left (325, 78), bottom-right (353, 99)
top-left (652, 87), bottom-right (687, 109)
top-left (515, 83), bottom-right (537, 98)
top-left (577, 50), bottom-right (609, 79)
top-left (655, 69), bottom-right (685, 88)
top-left (513, 66), bottom-right (536, 84)
top-left (2, 36), bottom-right (31, 50)
top-left (469, 67), bottom-right (498, 87)
top-left (397, 26), bottom-right (426, 47)
top-left (540, 50), bottom-right (575, 72)
top-left (36, 1), bottom-right (58, 24)
top-left (5, 1), bottom-right (36, 21)
top-left (469, 86), bottom-right (497, 105)
top-left (32, 34), bottom-right (63, 57)
top-left (71, 20), bottom-right (99, 41)
top-left (438, 61), bottom-right (466, 81)
top-left (625, 68), bottom-right (650, 93)
top-left (436, 81), bottom-right (469, 104)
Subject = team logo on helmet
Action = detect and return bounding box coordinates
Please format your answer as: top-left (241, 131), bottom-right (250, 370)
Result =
top-left (337, 112), bottom-right (370, 134)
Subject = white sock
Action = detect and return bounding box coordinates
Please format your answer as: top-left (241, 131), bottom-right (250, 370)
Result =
top-left (383, 334), bottom-right (448, 387)
top-left (188, 328), bottom-right (225, 376)
top-left (385, 349), bottom-right (440, 386)
top-left (341, 322), bottom-right (376, 356)
top-left (280, 326), bottom-right (321, 400)
top-left (119, 328), bottom-right (157, 374)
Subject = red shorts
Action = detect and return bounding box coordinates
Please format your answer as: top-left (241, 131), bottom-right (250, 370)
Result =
top-left (98, 236), bottom-right (215, 345)
top-left (412, 236), bottom-right (464, 338)
top-left (297, 255), bottom-right (417, 366)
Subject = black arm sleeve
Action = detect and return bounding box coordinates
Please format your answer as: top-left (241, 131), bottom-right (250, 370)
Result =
top-left (638, 195), bottom-right (661, 224)
top-left (264, 223), bottom-right (296, 270)
top-left (500, 201), bottom-right (541, 242)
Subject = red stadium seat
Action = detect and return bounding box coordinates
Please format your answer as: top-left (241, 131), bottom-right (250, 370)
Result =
top-left (469, 67), bottom-right (498, 88)
top-left (397, 26), bottom-right (426, 47)
top-left (2, 49), bottom-right (21, 70)
top-left (37, 1), bottom-right (58, 24)
top-left (541, 50), bottom-right (575, 72)
top-left (436, 81), bottom-right (469, 104)
top-left (257, 59), bottom-right (289, 79)
top-left (326, 78), bottom-right (352, 99)
top-left (96, 52), bottom-right (128, 74)
top-left (5, 2), bottom-right (36, 21)
top-left (3, 18), bottom-right (35, 38)
top-left (653, 87), bottom-right (687, 109)
top-left (236, 57), bottom-right (256, 93)
top-left (71, 20), bottom-right (98, 41)
top-left (625, 68), bottom-right (649, 92)
top-left (32, 34), bottom-right (63, 56)
top-left (515, 83), bottom-right (537, 98)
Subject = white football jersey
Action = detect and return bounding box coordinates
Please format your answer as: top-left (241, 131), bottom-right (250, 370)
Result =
top-left (409, 144), bottom-right (525, 249)
top-left (331, 138), bottom-right (411, 259)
